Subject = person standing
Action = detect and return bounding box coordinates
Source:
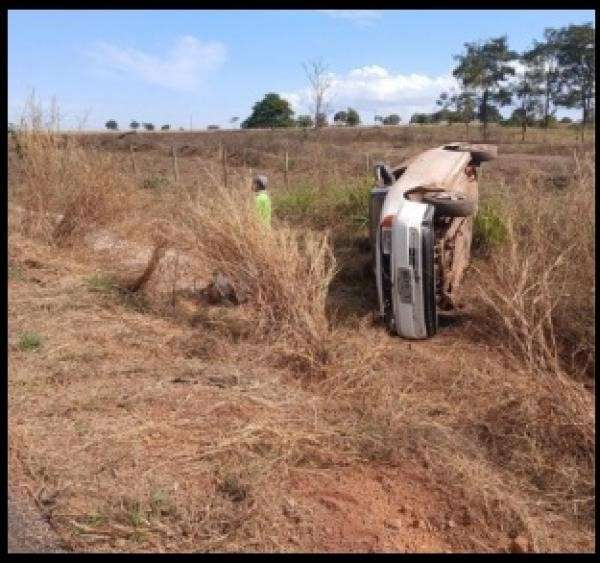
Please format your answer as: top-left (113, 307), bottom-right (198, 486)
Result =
top-left (253, 174), bottom-right (271, 228)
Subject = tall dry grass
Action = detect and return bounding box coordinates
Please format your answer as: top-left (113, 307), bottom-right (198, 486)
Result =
top-left (170, 178), bottom-right (337, 374)
top-left (10, 128), bottom-right (133, 246)
top-left (9, 100), bottom-right (338, 375)
top-left (474, 150), bottom-right (595, 378)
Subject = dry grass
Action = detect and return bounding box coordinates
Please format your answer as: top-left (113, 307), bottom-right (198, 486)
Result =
top-left (474, 150), bottom-right (595, 377)
top-left (9, 125), bottom-right (340, 373)
top-left (7, 102), bottom-right (595, 553)
top-left (313, 318), bottom-right (594, 552)
top-left (10, 128), bottom-right (133, 245)
top-left (169, 177), bottom-right (337, 374)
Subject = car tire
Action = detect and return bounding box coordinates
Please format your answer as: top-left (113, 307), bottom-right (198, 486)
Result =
top-left (422, 191), bottom-right (475, 217)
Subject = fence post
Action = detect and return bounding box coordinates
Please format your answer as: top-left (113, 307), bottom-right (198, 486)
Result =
top-left (171, 251), bottom-right (180, 308)
top-left (284, 150), bottom-right (289, 188)
top-left (221, 144), bottom-right (228, 188)
top-left (366, 153), bottom-right (370, 174)
top-left (129, 145), bottom-right (137, 175)
top-left (171, 145), bottom-right (179, 182)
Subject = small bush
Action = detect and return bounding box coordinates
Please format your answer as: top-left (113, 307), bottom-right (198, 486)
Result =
top-left (473, 202), bottom-right (508, 255)
top-left (18, 331), bottom-right (42, 351)
top-left (273, 184), bottom-right (318, 222)
top-left (329, 178), bottom-right (371, 229)
top-left (85, 274), bottom-right (114, 293)
top-left (141, 176), bottom-right (170, 190)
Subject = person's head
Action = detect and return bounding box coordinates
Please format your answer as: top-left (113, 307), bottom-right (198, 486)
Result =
top-left (252, 174), bottom-right (268, 193)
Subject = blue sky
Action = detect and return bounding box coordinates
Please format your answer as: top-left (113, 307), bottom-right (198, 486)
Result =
top-left (8, 9), bottom-right (595, 130)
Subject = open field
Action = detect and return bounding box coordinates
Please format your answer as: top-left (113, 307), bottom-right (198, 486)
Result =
top-left (7, 123), bottom-right (595, 552)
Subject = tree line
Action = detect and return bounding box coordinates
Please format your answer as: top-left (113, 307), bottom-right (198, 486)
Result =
top-left (105, 120), bottom-right (177, 131)
top-left (103, 23), bottom-right (593, 138)
top-left (239, 93), bottom-right (401, 129)
top-left (413, 23), bottom-right (594, 140)
top-left (104, 103), bottom-right (400, 131)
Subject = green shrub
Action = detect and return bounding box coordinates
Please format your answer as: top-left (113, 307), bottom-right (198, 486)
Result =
top-left (473, 203), bottom-right (508, 254)
top-left (18, 331), bottom-right (42, 351)
top-left (273, 183), bottom-right (318, 222)
top-left (85, 274), bottom-right (114, 293)
top-left (329, 178), bottom-right (371, 229)
top-left (141, 176), bottom-right (170, 190)
top-left (8, 261), bottom-right (24, 281)
top-left (275, 177), bottom-right (372, 231)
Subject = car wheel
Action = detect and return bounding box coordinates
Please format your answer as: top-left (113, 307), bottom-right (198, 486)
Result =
top-left (422, 191), bottom-right (475, 218)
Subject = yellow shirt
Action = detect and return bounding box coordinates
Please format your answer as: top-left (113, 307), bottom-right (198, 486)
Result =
top-left (255, 191), bottom-right (271, 227)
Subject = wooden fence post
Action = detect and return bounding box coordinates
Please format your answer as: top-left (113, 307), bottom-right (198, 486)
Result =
top-left (171, 145), bottom-right (179, 182)
top-left (221, 144), bottom-right (228, 188)
top-left (171, 251), bottom-right (180, 308)
top-left (366, 153), bottom-right (370, 174)
top-left (129, 145), bottom-right (137, 175)
top-left (284, 150), bottom-right (289, 188)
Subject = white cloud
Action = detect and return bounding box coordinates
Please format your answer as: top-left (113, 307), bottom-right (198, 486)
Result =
top-left (282, 64), bottom-right (459, 121)
top-left (90, 35), bottom-right (226, 92)
top-left (317, 10), bottom-right (382, 27)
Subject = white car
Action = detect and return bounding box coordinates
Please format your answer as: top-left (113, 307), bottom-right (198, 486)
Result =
top-left (369, 143), bottom-right (497, 339)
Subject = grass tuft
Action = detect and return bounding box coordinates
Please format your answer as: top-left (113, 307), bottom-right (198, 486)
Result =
top-left (473, 202), bottom-right (508, 255)
top-left (85, 273), bottom-right (115, 293)
top-left (18, 331), bottom-right (42, 352)
top-left (141, 176), bottom-right (170, 191)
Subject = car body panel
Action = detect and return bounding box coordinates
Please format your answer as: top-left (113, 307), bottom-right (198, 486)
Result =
top-left (390, 201), bottom-right (432, 339)
top-left (370, 143), bottom-right (496, 339)
top-left (381, 146), bottom-right (475, 220)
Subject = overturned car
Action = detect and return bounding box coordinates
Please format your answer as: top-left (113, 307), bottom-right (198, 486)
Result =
top-left (369, 143), bottom-right (497, 339)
